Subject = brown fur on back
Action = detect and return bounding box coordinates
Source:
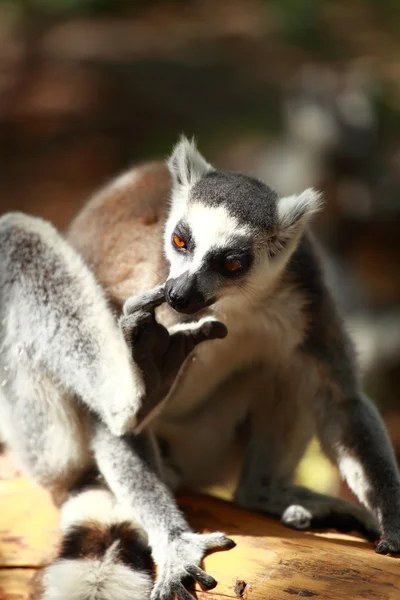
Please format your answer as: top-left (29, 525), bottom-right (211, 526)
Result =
top-left (67, 161), bottom-right (171, 310)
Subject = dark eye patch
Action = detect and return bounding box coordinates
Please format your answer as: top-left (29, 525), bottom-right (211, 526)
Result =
top-left (172, 220), bottom-right (195, 253)
top-left (203, 243), bottom-right (253, 277)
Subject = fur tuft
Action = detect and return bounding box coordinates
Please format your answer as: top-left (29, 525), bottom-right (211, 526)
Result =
top-left (167, 135), bottom-right (213, 187)
top-left (278, 188), bottom-right (323, 229)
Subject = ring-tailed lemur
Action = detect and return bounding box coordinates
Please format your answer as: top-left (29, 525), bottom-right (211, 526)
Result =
top-left (1, 137), bottom-right (400, 600)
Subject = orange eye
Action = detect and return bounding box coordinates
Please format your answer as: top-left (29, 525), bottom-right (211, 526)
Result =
top-left (224, 258), bottom-right (242, 272)
top-left (173, 234), bottom-right (186, 249)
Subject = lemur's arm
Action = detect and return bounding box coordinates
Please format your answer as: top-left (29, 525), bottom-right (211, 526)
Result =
top-left (119, 288), bottom-right (227, 430)
top-left (316, 388), bottom-right (400, 554)
top-left (309, 284), bottom-right (400, 554)
top-left (92, 422), bottom-right (235, 600)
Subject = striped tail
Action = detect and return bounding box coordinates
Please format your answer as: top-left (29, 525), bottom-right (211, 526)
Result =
top-left (41, 485), bottom-right (154, 600)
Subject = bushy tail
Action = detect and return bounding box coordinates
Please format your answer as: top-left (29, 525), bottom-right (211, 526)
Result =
top-left (41, 485), bottom-right (154, 600)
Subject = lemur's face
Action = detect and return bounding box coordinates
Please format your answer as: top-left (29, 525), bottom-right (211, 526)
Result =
top-left (164, 137), bottom-right (321, 315)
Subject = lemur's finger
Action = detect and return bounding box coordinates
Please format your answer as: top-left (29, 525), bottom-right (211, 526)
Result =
top-left (185, 565), bottom-right (217, 591)
top-left (170, 583), bottom-right (196, 600)
top-left (151, 582), bottom-right (195, 600)
top-left (185, 319), bottom-right (228, 347)
top-left (122, 284), bottom-right (165, 316)
top-left (202, 532), bottom-right (236, 552)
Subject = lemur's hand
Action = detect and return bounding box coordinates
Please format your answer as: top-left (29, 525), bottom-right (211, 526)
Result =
top-left (151, 531), bottom-right (235, 600)
top-left (120, 285), bottom-right (227, 428)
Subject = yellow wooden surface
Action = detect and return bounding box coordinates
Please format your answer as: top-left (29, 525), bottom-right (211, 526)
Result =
top-left (0, 569), bottom-right (39, 600)
top-left (181, 495), bottom-right (400, 600)
top-left (0, 452), bottom-right (399, 600)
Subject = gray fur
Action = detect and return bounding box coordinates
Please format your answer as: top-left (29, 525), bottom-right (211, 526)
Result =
top-left (0, 212), bottom-right (144, 440)
top-left (191, 170), bottom-right (278, 231)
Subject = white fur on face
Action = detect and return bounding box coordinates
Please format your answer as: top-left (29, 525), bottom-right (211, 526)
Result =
top-left (164, 137), bottom-right (323, 311)
top-left (164, 201), bottom-right (250, 279)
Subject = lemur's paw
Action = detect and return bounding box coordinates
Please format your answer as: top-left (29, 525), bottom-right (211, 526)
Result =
top-left (282, 502), bottom-right (379, 542)
top-left (375, 535), bottom-right (400, 555)
top-left (120, 285), bottom-right (168, 351)
top-left (151, 531), bottom-right (235, 600)
top-left (282, 505), bottom-right (312, 529)
top-left (120, 287), bottom-right (227, 429)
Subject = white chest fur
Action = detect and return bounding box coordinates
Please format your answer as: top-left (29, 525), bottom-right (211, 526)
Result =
top-left (160, 283), bottom-right (306, 420)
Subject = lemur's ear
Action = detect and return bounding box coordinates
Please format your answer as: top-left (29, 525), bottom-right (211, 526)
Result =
top-left (277, 188), bottom-right (322, 232)
top-left (168, 136), bottom-right (213, 187)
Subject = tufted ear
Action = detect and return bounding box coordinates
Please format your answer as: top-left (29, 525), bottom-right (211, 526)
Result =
top-left (277, 188), bottom-right (323, 231)
top-left (167, 136), bottom-right (213, 187)
top-left (266, 189), bottom-right (322, 256)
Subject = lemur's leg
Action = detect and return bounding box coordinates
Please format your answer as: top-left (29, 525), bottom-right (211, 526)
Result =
top-left (92, 422), bottom-right (235, 600)
top-left (315, 387), bottom-right (400, 554)
top-left (0, 365), bottom-right (93, 502)
top-left (0, 212), bottom-right (144, 437)
top-left (234, 367), bottom-right (380, 541)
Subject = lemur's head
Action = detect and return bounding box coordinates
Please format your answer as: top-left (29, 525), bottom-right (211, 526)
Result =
top-left (164, 136), bottom-right (322, 315)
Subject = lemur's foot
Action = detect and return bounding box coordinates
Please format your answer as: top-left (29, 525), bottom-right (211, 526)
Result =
top-left (237, 484), bottom-right (380, 542)
top-left (151, 531), bottom-right (235, 600)
top-left (281, 501), bottom-right (379, 542)
top-left (120, 286), bottom-right (227, 427)
top-left (375, 531), bottom-right (400, 555)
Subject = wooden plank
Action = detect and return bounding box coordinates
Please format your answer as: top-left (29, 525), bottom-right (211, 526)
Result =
top-left (0, 450), bottom-right (399, 600)
top-left (180, 494), bottom-right (400, 600)
top-left (0, 569), bottom-right (40, 600)
top-left (0, 459), bottom-right (59, 567)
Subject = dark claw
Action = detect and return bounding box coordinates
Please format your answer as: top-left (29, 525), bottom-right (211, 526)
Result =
top-left (375, 538), bottom-right (400, 555)
top-left (221, 537), bottom-right (236, 550)
top-left (205, 537), bottom-right (236, 557)
top-left (185, 565), bottom-right (217, 590)
top-left (375, 539), bottom-right (391, 554)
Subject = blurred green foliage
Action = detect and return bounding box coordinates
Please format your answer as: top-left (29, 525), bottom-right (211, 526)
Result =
top-left (269, 0), bottom-right (335, 55)
top-left (0, 0), bottom-right (134, 17)
top-left (0, 0), bottom-right (190, 17)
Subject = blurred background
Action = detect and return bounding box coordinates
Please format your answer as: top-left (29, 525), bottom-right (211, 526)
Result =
top-left (0, 0), bottom-right (400, 503)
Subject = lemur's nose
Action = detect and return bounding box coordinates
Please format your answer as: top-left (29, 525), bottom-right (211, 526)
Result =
top-left (165, 273), bottom-right (204, 313)
top-left (166, 280), bottom-right (191, 310)
top-left (167, 287), bottom-right (190, 310)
